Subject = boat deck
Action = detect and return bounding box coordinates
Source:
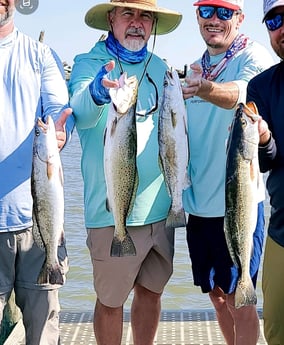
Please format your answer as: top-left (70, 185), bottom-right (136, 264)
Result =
top-left (5, 309), bottom-right (267, 345)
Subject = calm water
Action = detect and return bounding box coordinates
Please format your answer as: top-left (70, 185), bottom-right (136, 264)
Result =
top-left (59, 130), bottom-right (268, 311)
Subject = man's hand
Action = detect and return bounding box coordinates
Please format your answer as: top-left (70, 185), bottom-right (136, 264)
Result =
top-left (89, 60), bottom-right (119, 105)
top-left (55, 107), bottom-right (73, 151)
top-left (258, 117), bottom-right (271, 146)
top-left (182, 63), bottom-right (202, 100)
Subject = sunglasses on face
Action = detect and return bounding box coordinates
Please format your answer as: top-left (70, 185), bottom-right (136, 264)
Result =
top-left (198, 6), bottom-right (237, 21)
top-left (265, 13), bottom-right (284, 31)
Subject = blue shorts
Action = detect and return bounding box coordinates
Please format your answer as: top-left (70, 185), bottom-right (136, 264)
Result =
top-left (186, 202), bottom-right (265, 294)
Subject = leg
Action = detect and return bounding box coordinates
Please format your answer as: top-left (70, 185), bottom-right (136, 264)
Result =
top-left (15, 287), bottom-right (60, 345)
top-left (131, 284), bottom-right (161, 345)
top-left (209, 286), bottom-right (234, 345)
top-left (210, 286), bottom-right (259, 345)
top-left (93, 298), bottom-right (123, 345)
top-left (262, 236), bottom-right (284, 344)
top-left (226, 293), bottom-right (259, 345)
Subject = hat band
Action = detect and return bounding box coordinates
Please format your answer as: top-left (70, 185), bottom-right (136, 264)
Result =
top-left (111, 0), bottom-right (158, 7)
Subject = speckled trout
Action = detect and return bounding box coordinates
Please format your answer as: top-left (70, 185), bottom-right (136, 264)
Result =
top-left (158, 69), bottom-right (190, 228)
top-left (104, 72), bottom-right (138, 257)
top-left (224, 102), bottom-right (260, 308)
top-left (32, 116), bottom-right (65, 285)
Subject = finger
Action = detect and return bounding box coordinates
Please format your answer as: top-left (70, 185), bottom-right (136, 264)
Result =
top-left (55, 108), bottom-right (72, 131)
top-left (190, 63), bottom-right (203, 74)
top-left (102, 78), bottom-right (119, 89)
top-left (105, 60), bottom-right (115, 73)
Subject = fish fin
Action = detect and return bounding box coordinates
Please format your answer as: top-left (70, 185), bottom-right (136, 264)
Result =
top-left (166, 207), bottom-right (186, 228)
top-left (58, 228), bottom-right (65, 246)
top-left (106, 198), bottom-right (112, 213)
top-left (37, 263), bottom-right (64, 285)
top-left (250, 157), bottom-right (259, 182)
top-left (59, 164), bottom-right (64, 186)
top-left (32, 213), bottom-right (45, 250)
top-left (127, 169), bottom-right (139, 217)
top-left (47, 161), bottom-right (54, 180)
top-left (171, 110), bottom-right (177, 128)
top-left (110, 229), bottom-right (136, 257)
top-left (110, 117), bottom-right (118, 136)
top-left (234, 277), bottom-right (257, 309)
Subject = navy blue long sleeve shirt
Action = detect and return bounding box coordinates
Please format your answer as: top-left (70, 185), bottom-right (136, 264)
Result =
top-left (247, 60), bottom-right (284, 247)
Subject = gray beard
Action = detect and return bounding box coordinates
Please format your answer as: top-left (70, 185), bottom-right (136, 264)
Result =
top-left (122, 39), bottom-right (145, 52)
top-left (0, 8), bottom-right (14, 27)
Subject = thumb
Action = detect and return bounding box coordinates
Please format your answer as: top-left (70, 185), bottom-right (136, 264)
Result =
top-left (190, 63), bottom-right (203, 78)
top-left (55, 107), bottom-right (72, 131)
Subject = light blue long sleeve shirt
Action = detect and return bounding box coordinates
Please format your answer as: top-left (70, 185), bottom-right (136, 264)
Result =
top-left (0, 28), bottom-right (74, 231)
top-left (69, 41), bottom-right (171, 228)
top-left (182, 39), bottom-right (274, 217)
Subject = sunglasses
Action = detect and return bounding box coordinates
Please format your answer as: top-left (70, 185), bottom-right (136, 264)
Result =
top-left (265, 13), bottom-right (284, 31)
top-left (198, 6), bottom-right (237, 21)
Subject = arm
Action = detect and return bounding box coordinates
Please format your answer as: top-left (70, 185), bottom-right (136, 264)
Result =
top-left (41, 46), bottom-right (74, 150)
top-left (182, 63), bottom-right (241, 109)
top-left (247, 76), bottom-right (277, 173)
top-left (69, 56), bottom-right (118, 129)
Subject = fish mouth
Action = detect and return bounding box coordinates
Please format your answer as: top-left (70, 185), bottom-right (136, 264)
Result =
top-left (243, 102), bottom-right (260, 123)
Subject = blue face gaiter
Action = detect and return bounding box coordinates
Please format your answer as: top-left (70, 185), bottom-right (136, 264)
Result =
top-left (105, 31), bottom-right (148, 64)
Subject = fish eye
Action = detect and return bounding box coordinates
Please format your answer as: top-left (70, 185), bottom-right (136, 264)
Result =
top-left (35, 128), bottom-right (40, 136)
top-left (241, 118), bottom-right (247, 126)
top-left (163, 80), bottom-right (169, 87)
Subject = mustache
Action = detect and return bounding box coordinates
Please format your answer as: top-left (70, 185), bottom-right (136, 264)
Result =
top-left (126, 27), bottom-right (145, 38)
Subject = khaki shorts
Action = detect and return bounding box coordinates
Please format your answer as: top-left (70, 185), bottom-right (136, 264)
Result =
top-left (86, 220), bottom-right (175, 307)
top-left (262, 236), bottom-right (284, 344)
top-left (0, 227), bottom-right (68, 293)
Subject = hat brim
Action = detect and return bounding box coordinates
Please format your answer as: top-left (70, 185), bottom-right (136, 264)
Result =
top-left (193, 0), bottom-right (241, 10)
top-left (85, 3), bottom-right (182, 35)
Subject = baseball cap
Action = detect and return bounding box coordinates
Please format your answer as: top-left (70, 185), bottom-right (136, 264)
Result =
top-left (263, 0), bottom-right (284, 21)
top-left (193, 0), bottom-right (244, 10)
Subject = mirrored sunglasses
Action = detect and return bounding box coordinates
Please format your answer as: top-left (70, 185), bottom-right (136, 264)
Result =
top-left (198, 6), bottom-right (236, 21)
top-left (265, 13), bottom-right (284, 31)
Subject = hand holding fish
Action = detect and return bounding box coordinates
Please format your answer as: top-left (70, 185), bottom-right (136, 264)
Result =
top-left (55, 107), bottom-right (73, 151)
top-left (182, 63), bottom-right (202, 99)
top-left (89, 60), bottom-right (119, 105)
top-left (258, 117), bottom-right (271, 146)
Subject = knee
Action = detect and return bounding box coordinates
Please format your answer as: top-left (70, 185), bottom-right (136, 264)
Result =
top-left (209, 287), bottom-right (227, 313)
top-left (134, 284), bottom-right (161, 304)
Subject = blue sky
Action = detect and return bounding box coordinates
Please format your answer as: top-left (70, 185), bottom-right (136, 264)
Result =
top-left (14, 0), bottom-right (279, 69)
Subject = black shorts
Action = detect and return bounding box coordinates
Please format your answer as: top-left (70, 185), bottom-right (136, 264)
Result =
top-left (186, 202), bottom-right (265, 294)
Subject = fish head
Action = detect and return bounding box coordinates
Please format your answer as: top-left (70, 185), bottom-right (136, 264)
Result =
top-left (227, 102), bottom-right (260, 161)
top-left (109, 72), bottom-right (138, 115)
top-left (33, 116), bottom-right (57, 163)
top-left (163, 68), bottom-right (182, 93)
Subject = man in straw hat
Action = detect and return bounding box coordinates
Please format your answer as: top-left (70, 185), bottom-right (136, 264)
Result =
top-left (68, 1), bottom-right (182, 344)
top-left (182, 0), bottom-right (274, 344)
top-left (247, 1), bottom-right (284, 344)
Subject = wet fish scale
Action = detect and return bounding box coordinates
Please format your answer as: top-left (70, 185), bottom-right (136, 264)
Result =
top-left (104, 73), bottom-right (138, 257)
top-left (224, 102), bottom-right (260, 308)
top-left (32, 116), bottom-right (65, 285)
top-left (158, 69), bottom-right (190, 228)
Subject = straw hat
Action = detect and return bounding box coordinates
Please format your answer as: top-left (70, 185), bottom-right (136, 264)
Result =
top-left (85, 0), bottom-right (182, 35)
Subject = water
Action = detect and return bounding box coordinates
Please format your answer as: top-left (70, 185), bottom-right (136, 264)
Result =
top-left (59, 130), bottom-right (267, 311)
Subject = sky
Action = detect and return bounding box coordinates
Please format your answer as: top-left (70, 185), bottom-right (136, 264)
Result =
top-left (14, 0), bottom-right (280, 70)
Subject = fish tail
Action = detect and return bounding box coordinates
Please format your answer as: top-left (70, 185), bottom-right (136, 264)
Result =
top-left (37, 263), bottom-right (64, 285)
top-left (234, 277), bottom-right (257, 309)
top-left (166, 207), bottom-right (186, 228)
top-left (110, 229), bottom-right (136, 257)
